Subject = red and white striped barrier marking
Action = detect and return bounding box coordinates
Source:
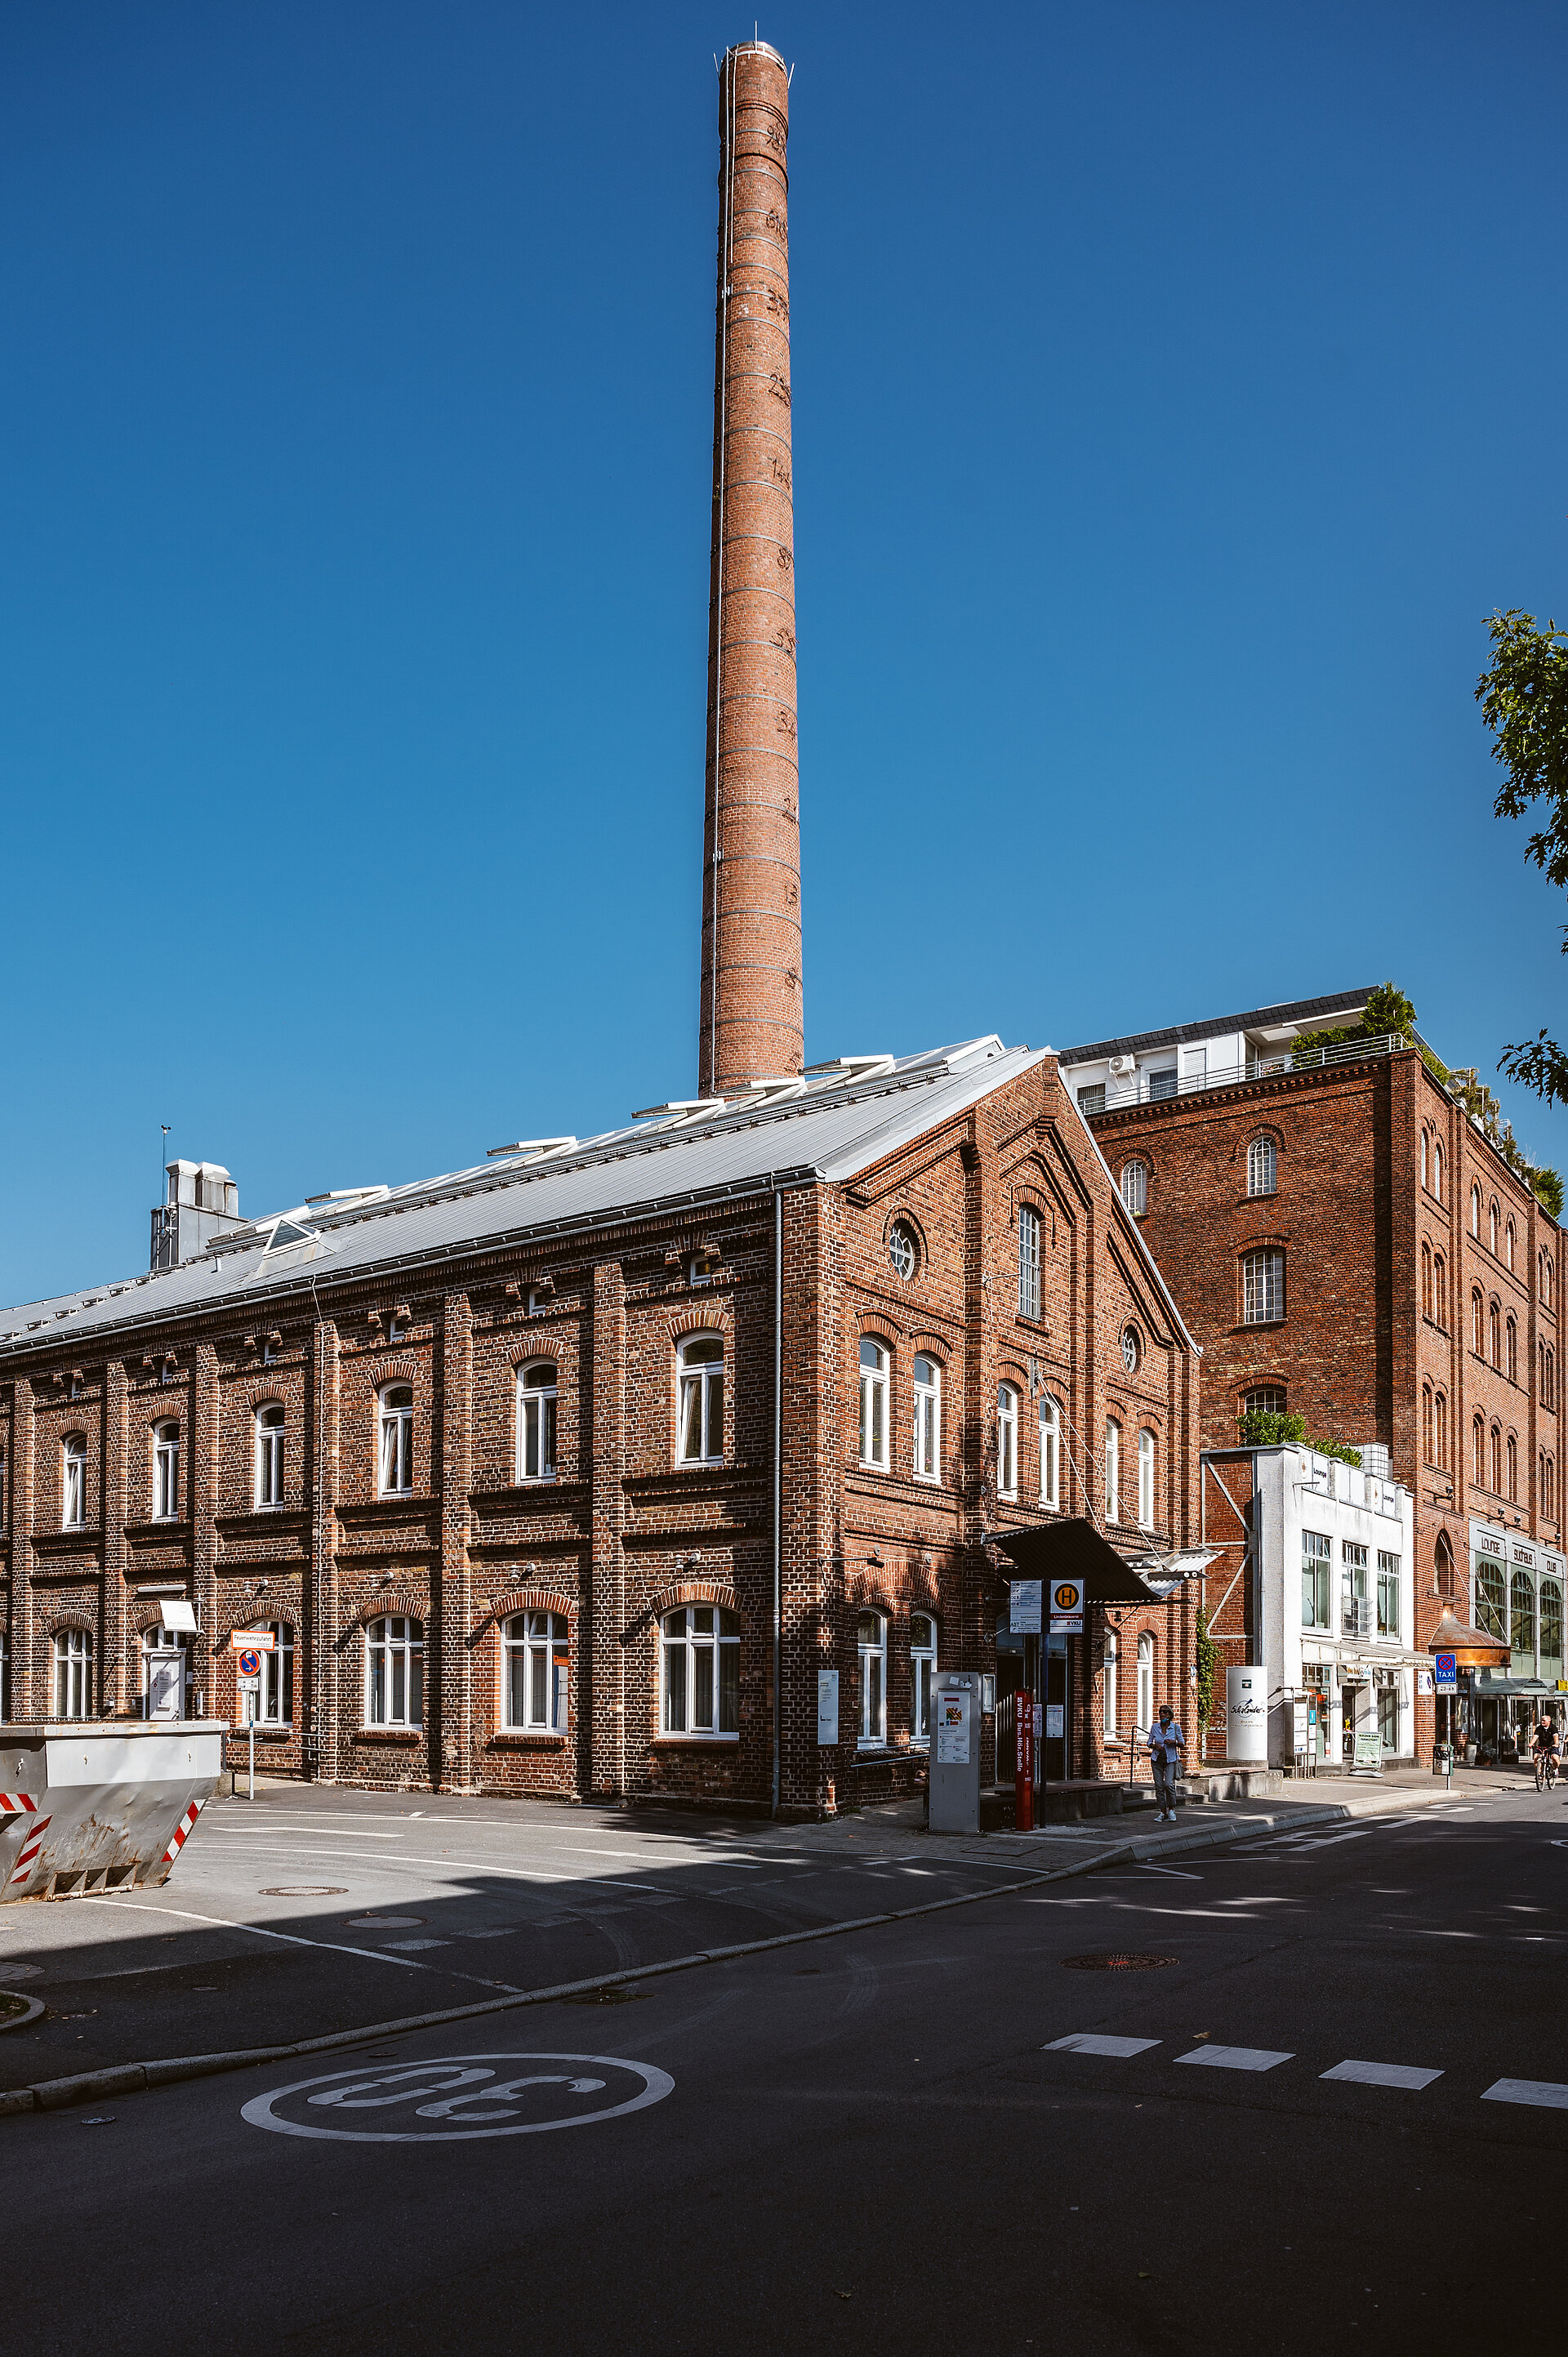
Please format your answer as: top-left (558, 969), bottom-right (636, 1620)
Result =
top-left (161, 1797), bottom-right (205, 1865)
top-left (8, 1816), bottom-right (52, 1887)
top-left (0, 1793), bottom-right (39, 1816)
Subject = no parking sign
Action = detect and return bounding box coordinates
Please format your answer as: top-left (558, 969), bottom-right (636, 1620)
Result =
top-left (1434, 1651), bottom-right (1457, 1694)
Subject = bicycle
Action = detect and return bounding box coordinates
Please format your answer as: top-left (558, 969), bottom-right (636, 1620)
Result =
top-left (1535, 1747), bottom-right (1560, 1793)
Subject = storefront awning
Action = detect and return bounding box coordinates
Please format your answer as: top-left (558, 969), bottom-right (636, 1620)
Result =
top-left (1472, 1672), bottom-right (1561, 1697)
top-left (993, 1519), bottom-right (1167, 1603)
top-left (1428, 1610), bottom-right (1508, 1669)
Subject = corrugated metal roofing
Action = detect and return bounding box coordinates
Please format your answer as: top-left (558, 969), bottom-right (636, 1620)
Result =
top-left (1058, 987), bottom-right (1378, 1065)
top-left (0, 1039), bottom-right (1047, 1358)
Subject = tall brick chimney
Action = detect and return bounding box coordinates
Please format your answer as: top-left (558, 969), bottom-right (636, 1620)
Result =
top-left (698, 38), bottom-right (803, 1097)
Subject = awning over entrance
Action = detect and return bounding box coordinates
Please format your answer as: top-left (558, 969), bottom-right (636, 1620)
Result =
top-left (993, 1519), bottom-right (1166, 1604)
top-left (1428, 1610), bottom-right (1509, 1669)
top-left (1472, 1671), bottom-right (1561, 1698)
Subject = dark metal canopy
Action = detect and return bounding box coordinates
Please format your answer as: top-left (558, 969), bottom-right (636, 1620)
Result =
top-left (993, 1518), bottom-right (1165, 1603)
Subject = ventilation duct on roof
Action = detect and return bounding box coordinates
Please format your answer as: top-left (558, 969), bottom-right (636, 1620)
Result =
top-left (150, 1160), bottom-right (244, 1272)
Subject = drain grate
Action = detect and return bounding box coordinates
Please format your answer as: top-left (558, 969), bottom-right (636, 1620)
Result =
top-left (261, 1886), bottom-right (349, 1898)
top-left (1062, 1953), bottom-right (1178, 1972)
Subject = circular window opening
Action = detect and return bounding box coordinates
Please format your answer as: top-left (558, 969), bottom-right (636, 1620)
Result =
top-left (888, 1223), bottom-right (918, 1281)
top-left (1120, 1326), bottom-right (1140, 1374)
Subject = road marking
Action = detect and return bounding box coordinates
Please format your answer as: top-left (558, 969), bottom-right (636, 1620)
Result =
top-left (242, 2052), bottom-right (675, 2142)
top-left (1175, 2044), bottom-right (1293, 2072)
top-left (207, 1824), bottom-right (404, 1839)
top-left (1046, 2034), bottom-right (1161, 2058)
top-left (79, 1897), bottom-right (522, 1989)
top-left (1321, 2060), bottom-right (1442, 2090)
top-left (1481, 2079), bottom-right (1568, 2110)
top-left (1138, 1865), bottom-right (1203, 1881)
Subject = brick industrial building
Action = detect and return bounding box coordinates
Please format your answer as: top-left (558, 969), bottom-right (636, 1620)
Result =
top-left (0, 41), bottom-right (1205, 1811)
top-left (1061, 991), bottom-right (1564, 1762)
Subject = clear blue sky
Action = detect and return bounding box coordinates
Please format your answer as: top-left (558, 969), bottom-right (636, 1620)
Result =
top-left (3, 1), bottom-right (1566, 1304)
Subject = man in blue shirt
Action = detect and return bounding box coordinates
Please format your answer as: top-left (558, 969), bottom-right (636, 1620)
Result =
top-left (1147, 1702), bottom-right (1185, 1821)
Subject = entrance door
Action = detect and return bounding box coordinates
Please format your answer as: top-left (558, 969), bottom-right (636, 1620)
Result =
top-left (1341, 1684), bottom-right (1365, 1762)
top-left (145, 1648), bottom-right (183, 1720)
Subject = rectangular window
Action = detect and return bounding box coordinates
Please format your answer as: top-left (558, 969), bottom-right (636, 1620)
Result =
top-left (912, 1357), bottom-right (940, 1481)
top-left (1147, 1068), bottom-right (1177, 1100)
top-left (1076, 1085), bottom-right (1105, 1115)
top-left (153, 1429), bottom-right (180, 1521)
top-left (1302, 1530), bottom-right (1331, 1630)
top-left (1243, 1249), bottom-right (1285, 1324)
top-left (1018, 1205), bottom-right (1041, 1321)
top-left (366, 1616), bottom-right (423, 1727)
top-left (1378, 1686), bottom-right (1398, 1752)
top-left (1343, 1542), bottom-right (1370, 1635)
top-left (506, 1611), bottom-right (568, 1731)
top-left (1377, 1553), bottom-right (1400, 1639)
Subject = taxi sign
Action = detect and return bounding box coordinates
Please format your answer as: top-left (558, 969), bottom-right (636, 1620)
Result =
top-left (230, 1628), bottom-right (276, 1651)
top-left (1434, 1651), bottom-right (1457, 1693)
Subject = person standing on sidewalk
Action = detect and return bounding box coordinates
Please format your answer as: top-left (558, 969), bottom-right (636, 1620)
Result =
top-left (1147, 1702), bottom-right (1186, 1821)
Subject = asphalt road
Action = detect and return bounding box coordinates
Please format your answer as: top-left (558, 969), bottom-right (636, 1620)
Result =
top-left (5, 1784), bottom-right (1566, 2355)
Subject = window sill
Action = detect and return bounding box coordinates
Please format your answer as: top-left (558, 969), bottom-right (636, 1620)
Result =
top-left (653, 1734), bottom-right (738, 1747)
top-left (488, 1731), bottom-right (568, 1747)
top-left (674, 1459), bottom-right (726, 1473)
top-left (356, 1726), bottom-right (424, 1741)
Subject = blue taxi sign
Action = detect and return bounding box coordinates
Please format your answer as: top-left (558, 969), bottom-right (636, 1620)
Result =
top-left (1434, 1651), bottom-right (1457, 1693)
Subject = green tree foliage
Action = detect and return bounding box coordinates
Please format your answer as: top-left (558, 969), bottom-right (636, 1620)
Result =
top-left (1195, 1606), bottom-right (1218, 1730)
top-left (1476, 610), bottom-right (1568, 1109)
top-left (1236, 1406), bottom-right (1363, 1465)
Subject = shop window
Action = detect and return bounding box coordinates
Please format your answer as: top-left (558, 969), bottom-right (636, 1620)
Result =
top-left (661, 1606), bottom-right (739, 1737)
top-left (1378, 1686), bottom-right (1399, 1752)
top-left (505, 1611), bottom-right (568, 1731)
top-left (1475, 1558), bottom-right (1507, 1646)
top-left (1512, 1573), bottom-right (1536, 1666)
top-left (1542, 1580), bottom-right (1564, 1673)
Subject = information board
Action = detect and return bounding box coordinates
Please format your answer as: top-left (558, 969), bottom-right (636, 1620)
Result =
top-left (1009, 1581), bottom-right (1042, 1634)
top-left (817, 1669), bottom-right (839, 1745)
top-left (934, 1694), bottom-right (970, 1765)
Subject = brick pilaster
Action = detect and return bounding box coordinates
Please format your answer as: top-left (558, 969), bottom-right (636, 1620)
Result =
top-left (11, 1380), bottom-right (35, 1718)
top-left (309, 1318), bottom-right (341, 1781)
top-left (589, 1259), bottom-right (627, 1797)
top-left (437, 1290), bottom-right (474, 1791)
top-left (194, 1342), bottom-right (220, 1718)
top-left (103, 1361), bottom-right (128, 1713)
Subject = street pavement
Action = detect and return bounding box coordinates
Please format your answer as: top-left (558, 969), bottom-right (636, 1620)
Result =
top-left (3, 1778), bottom-right (1566, 2353)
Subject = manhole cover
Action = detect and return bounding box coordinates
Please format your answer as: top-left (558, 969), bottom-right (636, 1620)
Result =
top-left (261, 1887), bottom-right (350, 1898)
top-left (1062, 1953), bottom-right (1178, 1972)
top-left (345, 1915), bottom-right (424, 1930)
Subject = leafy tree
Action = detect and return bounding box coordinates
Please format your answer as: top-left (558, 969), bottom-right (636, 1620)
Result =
top-left (1476, 609), bottom-right (1568, 1107)
top-left (1195, 1606), bottom-right (1218, 1731)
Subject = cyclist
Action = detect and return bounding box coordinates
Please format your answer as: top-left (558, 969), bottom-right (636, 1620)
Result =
top-left (1533, 1714), bottom-right (1561, 1792)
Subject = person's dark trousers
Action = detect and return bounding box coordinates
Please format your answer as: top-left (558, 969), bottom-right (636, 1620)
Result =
top-left (1152, 1755), bottom-right (1178, 1815)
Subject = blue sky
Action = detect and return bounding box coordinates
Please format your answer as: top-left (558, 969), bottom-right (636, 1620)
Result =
top-left (3, 0), bottom-right (1566, 1303)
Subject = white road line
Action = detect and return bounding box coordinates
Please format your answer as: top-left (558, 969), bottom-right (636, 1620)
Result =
top-left (81, 1897), bottom-right (431, 1969)
top-left (1175, 2044), bottom-right (1294, 2072)
top-left (204, 1823), bottom-right (404, 1839)
top-left (1046, 2034), bottom-right (1161, 2058)
top-left (1138, 1865), bottom-right (1203, 1881)
top-left (1322, 2060), bottom-right (1442, 2090)
top-left (1482, 2078), bottom-right (1568, 2110)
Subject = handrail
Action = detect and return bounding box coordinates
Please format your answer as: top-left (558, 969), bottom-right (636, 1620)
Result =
top-left (1080, 1034), bottom-right (1411, 1112)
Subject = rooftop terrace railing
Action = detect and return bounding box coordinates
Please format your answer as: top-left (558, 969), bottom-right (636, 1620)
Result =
top-left (1079, 1032), bottom-right (1410, 1113)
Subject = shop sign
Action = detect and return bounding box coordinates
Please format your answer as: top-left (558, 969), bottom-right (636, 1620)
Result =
top-left (1226, 1666), bottom-right (1267, 1763)
top-left (1049, 1579), bottom-right (1085, 1637)
top-left (1470, 1520), bottom-right (1507, 1562)
top-left (1353, 1729), bottom-right (1383, 1770)
top-left (1510, 1537), bottom-right (1539, 1571)
top-left (1009, 1580), bottom-right (1042, 1634)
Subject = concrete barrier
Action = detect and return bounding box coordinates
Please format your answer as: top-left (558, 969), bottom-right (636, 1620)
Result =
top-left (0, 1721), bottom-right (226, 1900)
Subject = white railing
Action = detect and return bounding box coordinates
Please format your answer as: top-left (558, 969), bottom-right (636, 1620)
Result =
top-left (1080, 1033), bottom-right (1410, 1113)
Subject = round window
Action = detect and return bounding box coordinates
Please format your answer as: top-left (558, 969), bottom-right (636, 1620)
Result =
top-left (888, 1223), bottom-right (918, 1281)
top-left (1120, 1326), bottom-right (1140, 1373)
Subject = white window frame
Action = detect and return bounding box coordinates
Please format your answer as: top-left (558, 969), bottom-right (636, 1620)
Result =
top-left (912, 1355), bottom-right (941, 1482)
top-left (859, 1338), bottom-right (889, 1471)
top-left (1105, 1417), bottom-right (1121, 1524)
top-left (516, 1362), bottom-right (559, 1482)
top-left (1472, 1184), bottom-right (1481, 1237)
top-left (1120, 1161), bottom-right (1147, 1217)
top-left (1102, 1636), bottom-right (1117, 1744)
top-left (140, 1624), bottom-right (192, 1718)
top-left (61, 1433), bottom-right (87, 1530)
top-left (1137, 1428), bottom-right (1155, 1528)
top-left (1247, 1137), bottom-right (1276, 1196)
top-left (660, 1604), bottom-right (740, 1738)
top-left (378, 1384), bottom-right (414, 1495)
top-left (678, 1335), bottom-right (724, 1464)
top-left (365, 1615), bottom-right (423, 1728)
top-left (1018, 1204), bottom-right (1041, 1321)
top-left (255, 1620), bottom-right (294, 1725)
top-left (858, 1609), bottom-right (887, 1749)
top-left (1242, 1248), bottom-right (1285, 1324)
top-left (254, 1404), bottom-right (286, 1508)
top-left (53, 1628), bottom-right (92, 1720)
top-left (1302, 1529), bottom-right (1331, 1630)
top-left (996, 1383), bottom-right (1018, 1500)
top-left (910, 1612), bottom-right (938, 1745)
top-left (1039, 1392), bottom-right (1060, 1510)
top-left (1376, 1553), bottom-right (1401, 1642)
top-left (1432, 1140), bottom-right (1443, 1202)
top-left (153, 1421), bottom-right (180, 1522)
top-left (1136, 1631), bottom-right (1153, 1735)
top-left (504, 1610), bottom-right (568, 1731)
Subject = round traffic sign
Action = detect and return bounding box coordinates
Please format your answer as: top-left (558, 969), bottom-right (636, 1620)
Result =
top-left (238, 1648), bottom-right (261, 1678)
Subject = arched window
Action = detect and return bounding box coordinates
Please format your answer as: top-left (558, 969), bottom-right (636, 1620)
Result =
top-left (1138, 1428), bottom-right (1156, 1528)
top-left (61, 1432), bottom-right (87, 1530)
top-left (1432, 1140), bottom-right (1443, 1201)
top-left (1507, 1317), bottom-right (1517, 1383)
top-left (365, 1615), bottom-right (422, 1727)
top-left (858, 1610), bottom-right (887, 1749)
top-left (1472, 1289), bottom-right (1485, 1356)
top-left (1243, 1386), bottom-right (1287, 1421)
top-left (912, 1355), bottom-right (941, 1482)
top-left (53, 1629), bottom-right (91, 1720)
top-left (1038, 1392), bottom-right (1060, 1510)
top-left (910, 1612), bottom-right (938, 1745)
top-left (1420, 1129), bottom-right (1428, 1191)
top-left (1422, 1384), bottom-right (1434, 1464)
top-left (858, 1339), bottom-right (889, 1470)
top-left (1490, 1201), bottom-right (1499, 1255)
top-left (1421, 1243), bottom-right (1432, 1321)
top-left (1018, 1203), bottom-right (1042, 1320)
top-left (1120, 1160), bottom-right (1147, 1218)
top-left (378, 1384), bottom-right (414, 1495)
top-left (1507, 1219), bottom-right (1516, 1271)
top-left (1434, 1254), bottom-right (1447, 1329)
top-left (1490, 1300), bottom-right (1501, 1368)
top-left (1435, 1391), bottom-right (1449, 1469)
top-left (661, 1604), bottom-right (739, 1736)
top-left (1434, 1531), bottom-right (1455, 1599)
top-left (1136, 1631), bottom-right (1154, 1735)
top-left (1548, 1348), bottom-right (1557, 1410)
top-left (505, 1610), bottom-right (568, 1730)
top-left (254, 1404), bottom-right (285, 1508)
top-left (254, 1621), bottom-right (294, 1725)
top-left (1242, 1248), bottom-right (1285, 1324)
top-left (1476, 1558), bottom-right (1506, 1644)
top-left (1548, 1456), bottom-right (1558, 1521)
top-left (1471, 1183), bottom-right (1481, 1237)
top-left (678, 1335), bottom-right (724, 1464)
top-left (1542, 1579), bottom-right (1564, 1674)
top-left (1512, 1572), bottom-right (1535, 1665)
top-left (516, 1362), bottom-right (559, 1482)
top-left (1543, 1251), bottom-right (1556, 1309)
top-left (1247, 1138), bottom-right (1276, 1197)
top-left (997, 1383), bottom-right (1018, 1499)
top-left (1105, 1417), bottom-right (1121, 1524)
top-left (1508, 1433), bottom-right (1518, 1503)
top-left (1490, 1424), bottom-right (1502, 1495)
top-left (153, 1421), bottom-right (180, 1522)
top-left (1473, 1415), bottom-right (1486, 1486)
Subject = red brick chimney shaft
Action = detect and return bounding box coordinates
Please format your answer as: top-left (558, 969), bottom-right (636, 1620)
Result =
top-left (698, 39), bottom-right (802, 1097)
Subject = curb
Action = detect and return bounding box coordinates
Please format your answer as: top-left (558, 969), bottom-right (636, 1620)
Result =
top-left (0, 1785), bottom-right (1472, 2120)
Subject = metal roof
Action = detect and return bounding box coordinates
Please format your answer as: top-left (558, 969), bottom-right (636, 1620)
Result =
top-left (0, 1039), bottom-right (1049, 1358)
top-left (1058, 987), bottom-right (1379, 1067)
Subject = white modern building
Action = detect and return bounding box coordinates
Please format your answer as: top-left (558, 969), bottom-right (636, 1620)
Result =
top-left (1203, 1444), bottom-right (1419, 1769)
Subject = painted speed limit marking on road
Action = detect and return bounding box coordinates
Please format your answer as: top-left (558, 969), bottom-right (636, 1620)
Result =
top-left (240, 2052), bottom-right (674, 2142)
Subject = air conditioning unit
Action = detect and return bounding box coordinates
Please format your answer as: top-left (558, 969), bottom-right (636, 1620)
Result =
top-left (1108, 1054), bottom-right (1137, 1076)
